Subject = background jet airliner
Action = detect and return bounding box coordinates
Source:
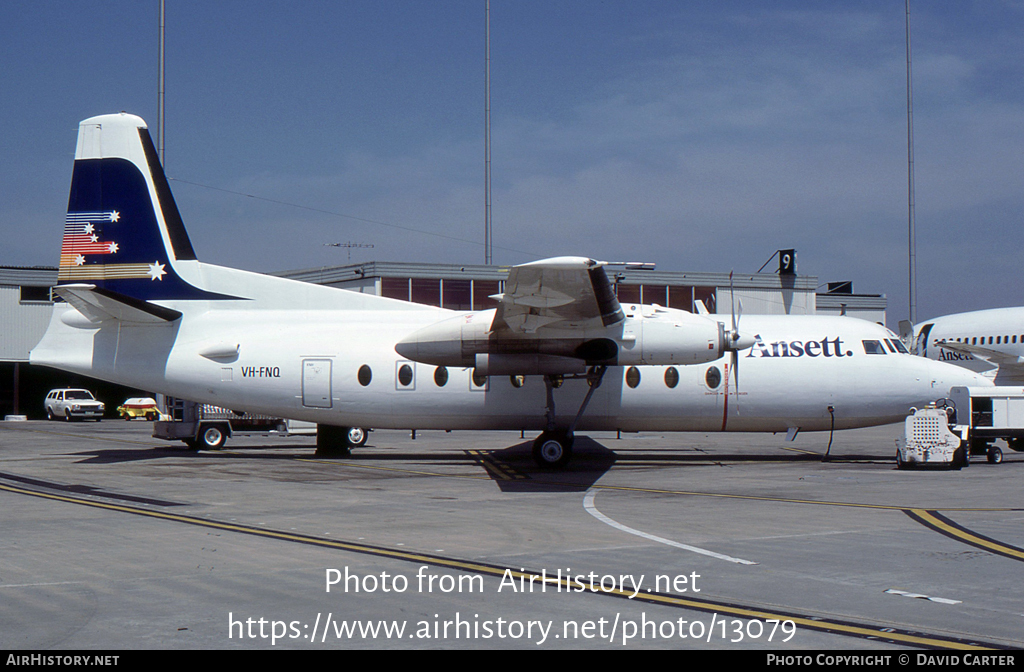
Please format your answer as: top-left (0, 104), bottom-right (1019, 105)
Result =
top-left (901, 308), bottom-right (1024, 385)
top-left (30, 113), bottom-right (991, 466)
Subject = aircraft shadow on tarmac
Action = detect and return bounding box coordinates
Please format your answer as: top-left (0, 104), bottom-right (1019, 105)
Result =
top-left (0, 469), bottom-right (184, 507)
top-left (62, 438), bottom-right (907, 494)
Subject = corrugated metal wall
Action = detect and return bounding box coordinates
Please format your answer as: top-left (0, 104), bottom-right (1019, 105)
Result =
top-left (0, 286), bottom-right (53, 361)
top-left (717, 288), bottom-right (815, 316)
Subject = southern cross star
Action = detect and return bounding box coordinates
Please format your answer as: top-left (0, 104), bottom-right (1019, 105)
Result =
top-left (147, 262), bottom-right (166, 281)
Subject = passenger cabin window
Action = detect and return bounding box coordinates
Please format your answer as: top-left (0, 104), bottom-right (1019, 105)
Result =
top-left (862, 340), bottom-right (886, 355)
top-left (625, 367), bottom-right (641, 389)
top-left (397, 363), bottom-right (415, 388)
top-left (664, 367), bottom-right (679, 388)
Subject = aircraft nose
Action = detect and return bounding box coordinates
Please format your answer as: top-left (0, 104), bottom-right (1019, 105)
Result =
top-left (928, 360), bottom-right (994, 391)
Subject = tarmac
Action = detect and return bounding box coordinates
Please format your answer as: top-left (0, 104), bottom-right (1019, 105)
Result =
top-left (1, 419), bottom-right (1022, 650)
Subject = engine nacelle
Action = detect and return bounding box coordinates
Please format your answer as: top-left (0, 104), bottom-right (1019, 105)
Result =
top-left (617, 311), bottom-right (725, 366)
top-left (394, 306), bottom-right (737, 374)
top-left (394, 310), bottom-right (494, 367)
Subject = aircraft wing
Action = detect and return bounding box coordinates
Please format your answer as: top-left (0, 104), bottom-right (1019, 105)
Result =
top-left (54, 284), bottom-right (182, 324)
top-left (933, 340), bottom-right (1024, 382)
top-left (936, 340), bottom-right (1020, 367)
top-left (491, 257), bottom-right (624, 335)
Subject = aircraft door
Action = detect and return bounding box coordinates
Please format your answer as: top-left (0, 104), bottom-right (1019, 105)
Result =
top-left (915, 324), bottom-right (934, 357)
top-left (302, 358), bottom-right (333, 408)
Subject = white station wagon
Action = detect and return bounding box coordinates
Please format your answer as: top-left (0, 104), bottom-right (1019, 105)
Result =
top-left (44, 388), bottom-right (105, 421)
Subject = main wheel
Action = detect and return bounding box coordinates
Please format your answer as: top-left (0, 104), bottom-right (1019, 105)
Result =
top-left (315, 424), bottom-right (352, 457)
top-left (198, 424), bottom-right (227, 450)
top-left (532, 431), bottom-right (574, 468)
top-left (347, 427), bottom-right (369, 447)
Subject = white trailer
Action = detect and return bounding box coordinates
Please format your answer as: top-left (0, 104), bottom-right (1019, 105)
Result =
top-left (151, 395), bottom-right (369, 450)
top-left (946, 386), bottom-right (1024, 464)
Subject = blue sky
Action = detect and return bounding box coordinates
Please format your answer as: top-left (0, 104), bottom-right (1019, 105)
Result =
top-left (2, 1), bottom-right (1023, 324)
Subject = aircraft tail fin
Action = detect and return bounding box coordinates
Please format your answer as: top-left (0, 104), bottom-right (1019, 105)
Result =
top-left (58, 113), bottom-right (234, 302)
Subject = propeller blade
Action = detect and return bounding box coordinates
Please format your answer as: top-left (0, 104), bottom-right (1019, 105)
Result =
top-left (729, 271), bottom-right (737, 339)
top-left (731, 350), bottom-right (738, 393)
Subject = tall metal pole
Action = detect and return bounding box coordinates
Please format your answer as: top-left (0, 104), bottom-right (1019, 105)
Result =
top-left (158, 0), bottom-right (166, 166)
top-left (906, 0), bottom-right (917, 324)
top-left (485, 0), bottom-right (492, 265)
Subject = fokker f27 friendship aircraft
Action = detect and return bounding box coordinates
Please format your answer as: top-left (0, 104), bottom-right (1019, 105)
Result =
top-left (30, 113), bottom-right (990, 466)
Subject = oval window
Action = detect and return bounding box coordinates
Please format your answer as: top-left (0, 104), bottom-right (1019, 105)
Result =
top-left (398, 364), bottom-right (414, 387)
top-left (705, 366), bottom-right (722, 389)
top-left (357, 365), bottom-right (372, 387)
top-left (664, 367), bottom-right (679, 389)
top-left (509, 374), bottom-right (525, 388)
top-left (434, 366), bottom-right (448, 387)
top-left (472, 369), bottom-right (488, 388)
top-left (625, 366), bottom-right (641, 389)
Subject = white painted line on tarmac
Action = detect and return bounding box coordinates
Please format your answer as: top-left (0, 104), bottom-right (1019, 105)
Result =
top-left (583, 489), bottom-right (757, 565)
top-left (885, 589), bottom-right (961, 605)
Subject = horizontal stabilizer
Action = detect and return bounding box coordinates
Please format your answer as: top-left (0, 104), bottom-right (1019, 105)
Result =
top-left (54, 284), bottom-right (182, 324)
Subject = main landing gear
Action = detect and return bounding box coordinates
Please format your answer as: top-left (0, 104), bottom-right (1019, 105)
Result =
top-left (531, 366), bottom-right (606, 469)
top-left (532, 430), bottom-right (575, 469)
top-left (315, 424), bottom-right (368, 456)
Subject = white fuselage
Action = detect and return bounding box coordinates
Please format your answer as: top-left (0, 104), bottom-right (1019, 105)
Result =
top-left (32, 263), bottom-right (992, 435)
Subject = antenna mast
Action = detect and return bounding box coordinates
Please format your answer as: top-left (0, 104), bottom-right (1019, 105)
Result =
top-left (484, 0), bottom-right (492, 265)
top-left (158, 0), bottom-right (166, 166)
top-left (324, 242), bottom-right (375, 262)
top-left (906, 0), bottom-right (917, 324)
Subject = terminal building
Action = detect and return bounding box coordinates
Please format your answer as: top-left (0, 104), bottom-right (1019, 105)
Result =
top-left (2, 255), bottom-right (886, 418)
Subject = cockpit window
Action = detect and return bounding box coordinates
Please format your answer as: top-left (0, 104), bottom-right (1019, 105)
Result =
top-left (862, 340), bottom-right (886, 355)
top-left (887, 338), bottom-right (909, 354)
